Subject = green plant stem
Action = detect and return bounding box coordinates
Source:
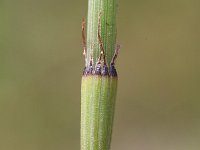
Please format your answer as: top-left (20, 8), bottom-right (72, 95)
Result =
top-left (81, 0), bottom-right (118, 150)
top-left (86, 0), bottom-right (117, 66)
top-left (81, 76), bottom-right (117, 150)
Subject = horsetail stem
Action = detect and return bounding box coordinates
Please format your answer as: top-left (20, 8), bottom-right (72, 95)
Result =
top-left (81, 0), bottom-right (119, 150)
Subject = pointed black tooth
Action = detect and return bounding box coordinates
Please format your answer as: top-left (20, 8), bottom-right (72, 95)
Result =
top-left (83, 64), bottom-right (93, 76)
top-left (102, 65), bottom-right (109, 76)
top-left (95, 63), bottom-right (102, 75)
top-left (109, 65), bottom-right (117, 77)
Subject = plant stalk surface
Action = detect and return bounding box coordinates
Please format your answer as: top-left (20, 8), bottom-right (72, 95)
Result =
top-left (81, 0), bottom-right (119, 150)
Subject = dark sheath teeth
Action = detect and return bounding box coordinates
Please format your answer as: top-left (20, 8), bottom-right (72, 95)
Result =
top-left (109, 65), bottom-right (117, 77)
top-left (102, 65), bottom-right (109, 76)
top-left (95, 63), bottom-right (101, 75)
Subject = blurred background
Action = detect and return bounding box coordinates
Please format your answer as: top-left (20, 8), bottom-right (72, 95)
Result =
top-left (1, 0), bottom-right (200, 150)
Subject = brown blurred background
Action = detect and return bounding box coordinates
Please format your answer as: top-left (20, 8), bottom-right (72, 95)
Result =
top-left (0, 0), bottom-right (200, 150)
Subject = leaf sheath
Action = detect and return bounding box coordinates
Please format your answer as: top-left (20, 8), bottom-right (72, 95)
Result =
top-left (81, 76), bottom-right (117, 150)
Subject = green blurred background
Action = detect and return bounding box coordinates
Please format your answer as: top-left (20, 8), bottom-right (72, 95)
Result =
top-left (1, 0), bottom-right (200, 149)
